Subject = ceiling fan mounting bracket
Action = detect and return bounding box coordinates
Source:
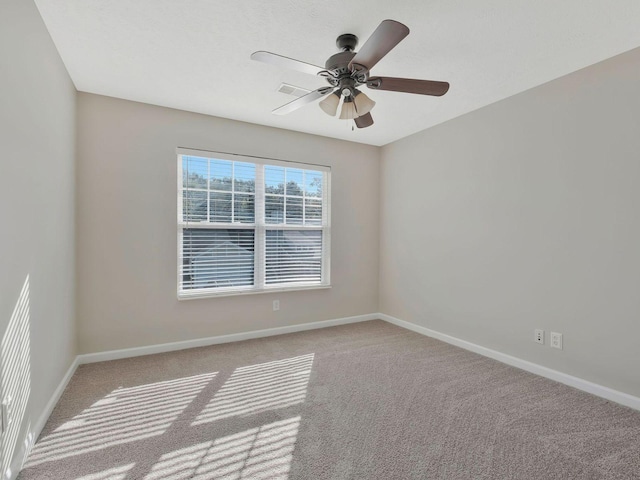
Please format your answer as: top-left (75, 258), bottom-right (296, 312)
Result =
top-left (318, 70), bottom-right (339, 80)
top-left (350, 64), bottom-right (370, 83)
top-left (336, 33), bottom-right (358, 52)
top-left (367, 78), bottom-right (382, 89)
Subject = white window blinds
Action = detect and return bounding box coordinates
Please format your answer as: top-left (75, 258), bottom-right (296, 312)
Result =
top-left (178, 150), bottom-right (330, 298)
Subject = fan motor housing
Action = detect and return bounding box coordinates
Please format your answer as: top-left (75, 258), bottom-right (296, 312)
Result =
top-left (325, 51), bottom-right (356, 76)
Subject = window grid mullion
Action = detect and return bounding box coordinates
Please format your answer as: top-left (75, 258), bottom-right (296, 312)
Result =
top-left (206, 158), bottom-right (210, 222)
top-left (283, 168), bottom-right (287, 225)
top-left (177, 158), bottom-right (185, 297)
top-left (321, 171), bottom-right (331, 284)
top-left (231, 161), bottom-right (235, 223)
top-left (255, 164), bottom-right (265, 289)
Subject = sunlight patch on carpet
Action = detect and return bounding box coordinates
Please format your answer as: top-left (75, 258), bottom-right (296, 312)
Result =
top-left (193, 354), bottom-right (313, 425)
top-left (75, 463), bottom-right (135, 480)
top-left (145, 416), bottom-right (301, 480)
top-left (25, 372), bottom-right (217, 466)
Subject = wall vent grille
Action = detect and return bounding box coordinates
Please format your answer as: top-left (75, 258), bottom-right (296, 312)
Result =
top-left (277, 83), bottom-right (311, 97)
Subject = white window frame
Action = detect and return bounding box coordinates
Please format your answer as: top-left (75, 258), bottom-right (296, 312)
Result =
top-left (177, 148), bottom-right (331, 300)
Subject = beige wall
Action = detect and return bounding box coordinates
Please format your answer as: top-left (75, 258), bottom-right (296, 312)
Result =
top-left (0, 1), bottom-right (76, 478)
top-left (76, 93), bottom-right (380, 354)
top-left (380, 47), bottom-right (640, 397)
top-left (7, 3), bottom-right (637, 451)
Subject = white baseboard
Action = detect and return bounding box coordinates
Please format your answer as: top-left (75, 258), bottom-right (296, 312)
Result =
top-left (32, 356), bottom-right (79, 441)
top-left (379, 313), bottom-right (640, 411)
top-left (10, 356), bottom-right (80, 480)
top-left (77, 313), bottom-right (379, 364)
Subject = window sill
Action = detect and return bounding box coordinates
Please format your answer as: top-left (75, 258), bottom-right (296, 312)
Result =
top-left (177, 284), bottom-right (332, 301)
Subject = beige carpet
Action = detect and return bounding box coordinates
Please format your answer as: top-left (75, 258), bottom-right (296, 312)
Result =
top-left (18, 320), bottom-right (640, 479)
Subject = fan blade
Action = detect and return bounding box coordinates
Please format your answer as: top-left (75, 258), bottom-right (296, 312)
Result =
top-left (354, 112), bottom-right (374, 128)
top-left (367, 77), bottom-right (450, 96)
top-left (348, 20), bottom-right (409, 71)
top-left (273, 87), bottom-right (334, 115)
top-left (251, 51), bottom-right (324, 76)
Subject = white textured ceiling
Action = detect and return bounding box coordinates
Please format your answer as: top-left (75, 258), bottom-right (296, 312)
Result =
top-left (34, 0), bottom-right (640, 146)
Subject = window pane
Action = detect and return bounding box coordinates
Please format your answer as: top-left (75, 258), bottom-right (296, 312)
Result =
top-left (234, 162), bottom-right (255, 193)
top-left (183, 156), bottom-right (208, 190)
top-left (234, 193), bottom-right (255, 223)
top-left (265, 230), bottom-right (322, 285)
top-left (182, 229), bottom-right (254, 289)
top-left (285, 197), bottom-right (303, 225)
top-left (210, 159), bottom-right (232, 191)
top-left (265, 166), bottom-right (285, 194)
top-left (285, 169), bottom-right (304, 197)
top-left (209, 192), bottom-right (232, 223)
top-left (265, 195), bottom-right (284, 224)
top-left (305, 171), bottom-right (323, 198)
top-left (305, 198), bottom-right (322, 225)
top-left (183, 190), bottom-right (207, 222)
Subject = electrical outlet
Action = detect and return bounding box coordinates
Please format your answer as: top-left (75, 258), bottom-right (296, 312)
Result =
top-left (550, 332), bottom-right (563, 350)
top-left (534, 329), bottom-right (544, 344)
top-left (273, 300), bottom-right (280, 311)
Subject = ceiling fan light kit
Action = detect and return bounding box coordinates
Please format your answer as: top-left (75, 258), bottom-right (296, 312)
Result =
top-left (319, 91), bottom-right (341, 116)
top-left (251, 19), bottom-right (449, 129)
top-left (339, 98), bottom-right (358, 120)
top-left (353, 90), bottom-right (376, 116)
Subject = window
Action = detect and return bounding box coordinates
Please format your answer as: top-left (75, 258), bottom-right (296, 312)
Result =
top-left (177, 149), bottom-right (330, 299)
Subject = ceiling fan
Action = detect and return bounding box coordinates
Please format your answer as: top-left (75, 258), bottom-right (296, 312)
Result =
top-left (250, 19), bottom-right (450, 129)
